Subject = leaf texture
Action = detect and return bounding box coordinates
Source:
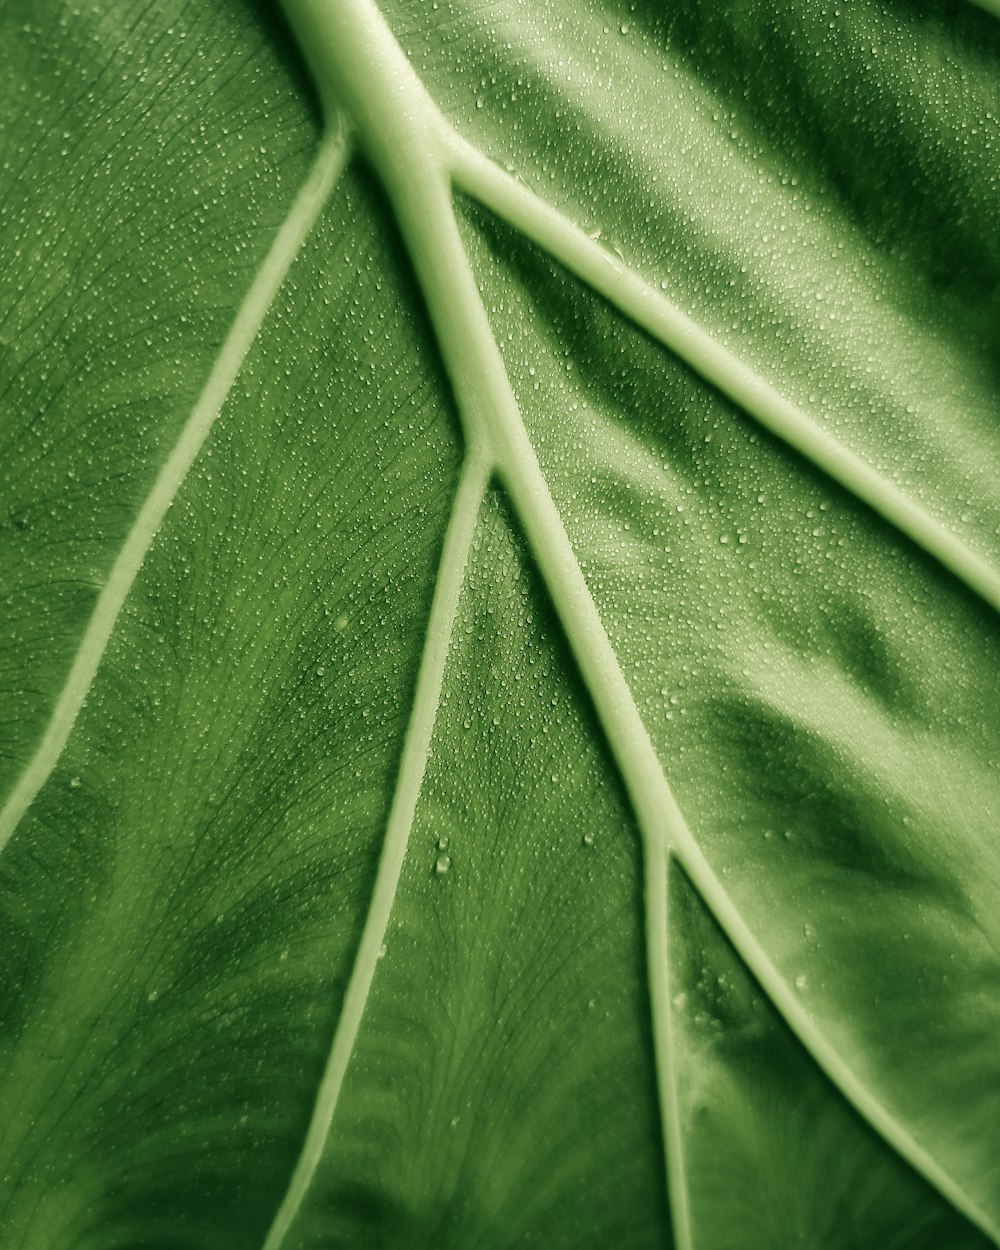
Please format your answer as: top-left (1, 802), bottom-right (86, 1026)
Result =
top-left (1, 1), bottom-right (998, 1247)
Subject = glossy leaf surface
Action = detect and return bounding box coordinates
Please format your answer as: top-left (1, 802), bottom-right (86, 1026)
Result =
top-left (1, 1), bottom-right (998, 1247)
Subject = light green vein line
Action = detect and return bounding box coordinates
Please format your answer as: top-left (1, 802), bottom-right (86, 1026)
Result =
top-left (449, 139), bottom-right (1000, 619)
top-left (383, 123), bottom-right (999, 1230)
top-left (0, 126), bottom-right (349, 857)
top-left (261, 451), bottom-right (490, 1250)
top-left (648, 844), bottom-right (693, 1250)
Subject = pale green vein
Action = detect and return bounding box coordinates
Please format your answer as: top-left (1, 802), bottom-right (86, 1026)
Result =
top-left (276, 0), bottom-right (1000, 1244)
top-left (649, 844), bottom-right (693, 1250)
top-left (261, 451), bottom-right (490, 1250)
top-left (448, 137), bottom-right (1000, 621)
top-left (0, 126), bottom-right (349, 857)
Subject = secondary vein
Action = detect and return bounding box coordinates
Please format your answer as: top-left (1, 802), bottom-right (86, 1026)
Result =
top-left (0, 125), bottom-right (350, 856)
top-left (449, 138), bottom-right (1000, 620)
top-left (648, 844), bottom-right (694, 1250)
top-left (261, 450), bottom-right (490, 1250)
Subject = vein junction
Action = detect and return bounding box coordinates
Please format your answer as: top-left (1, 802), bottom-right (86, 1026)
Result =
top-left (266, 0), bottom-right (999, 1244)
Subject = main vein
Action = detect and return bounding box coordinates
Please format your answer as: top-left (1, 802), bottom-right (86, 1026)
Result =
top-left (261, 451), bottom-right (489, 1250)
top-left (0, 126), bottom-right (349, 856)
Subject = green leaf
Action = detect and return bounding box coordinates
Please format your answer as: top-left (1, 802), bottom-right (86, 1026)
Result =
top-left (2, 1), bottom-right (998, 1246)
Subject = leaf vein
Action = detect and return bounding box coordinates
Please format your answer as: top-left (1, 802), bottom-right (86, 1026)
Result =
top-left (0, 123), bottom-right (350, 856)
top-left (274, 1), bottom-right (1000, 1240)
top-left (261, 450), bottom-right (490, 1250)
top-left (450, 139), bottom-right (1000, 620)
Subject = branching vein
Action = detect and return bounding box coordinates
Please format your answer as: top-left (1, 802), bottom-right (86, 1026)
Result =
top-left (649, 845), bottom-right (694, 1250)
top-left (261, 451), bottom-right (490, 1250)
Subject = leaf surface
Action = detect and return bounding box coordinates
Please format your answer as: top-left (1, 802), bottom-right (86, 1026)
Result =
top-left (1, 1), bottom-right (999, 1247)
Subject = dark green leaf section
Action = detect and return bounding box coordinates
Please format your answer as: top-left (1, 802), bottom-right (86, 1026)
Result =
top-left (659, 0), bottom-right (1000, 348)
top-left (0, 1), bottom-right (319, 799)
top-left (278, 489), bottom-right (669, 1250)
top-left (667, 862), bottom-right (992, 1250)
top-left (0, 160), bottom-right (459, 1245)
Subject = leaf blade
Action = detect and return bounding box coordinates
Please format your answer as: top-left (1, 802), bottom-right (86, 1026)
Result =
top-left (3, 1), bottom-right (999, 1246)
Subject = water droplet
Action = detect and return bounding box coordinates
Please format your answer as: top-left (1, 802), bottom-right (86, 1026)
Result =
top-left (582, 831), bottom-right (595, 848)
top-left (434, 854), bottom-right (452, 876)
